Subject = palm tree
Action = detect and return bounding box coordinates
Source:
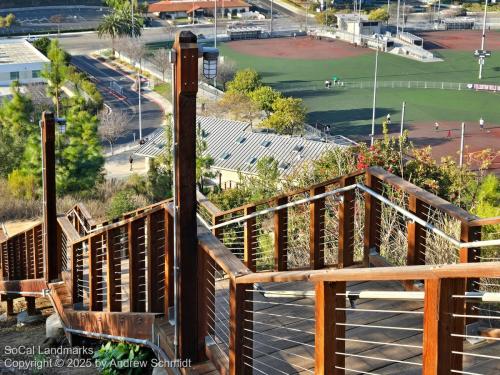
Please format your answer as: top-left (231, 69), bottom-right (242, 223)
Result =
top-left (97, 8), bottom-right (142, 55)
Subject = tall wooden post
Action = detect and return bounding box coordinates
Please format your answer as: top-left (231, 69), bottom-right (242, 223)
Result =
top-left (422, 278), bottom-right (465, 374)
top-left (174, 31), bottom-right (200, 361)
top-left (41, 111), bottom-right (59, 282)
top-left (459, 222), bottom-right (481, 324)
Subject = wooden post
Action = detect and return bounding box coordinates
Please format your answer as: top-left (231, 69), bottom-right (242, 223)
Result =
top-left (128, 220), bottom-right (141, 312)
top-left (363, 170), bottom-right (382, 267)
top-left (422, 278), bottom-right (465, 374)
top-left (88, 236), bottom-right (102, 311)
top-left (106, 228), bottom-right (121, 312)
top-left (338, 176), bottom-right (356, 268)
top-left (41, 111), bottom-right (58, 282)
top-left (229, 281), bottom-right (253, 375)
top-left (315, 281), bottom-right (346, 375)
top-left (33, 225), bottom-right (43, 279)
top-left (174, 31), bottom-right (200, 361)
top-left (274, 196), bottom-right (288, 271)
top-left (310, 186), bottom-right (325, 269)
top-left (459, 222), bottom-right (481, 324)
top-left (405, 195), bottom-right (426, 290)
top-left (244, 205), bottom-right (256, 272)
top-left (26, 296), bottom-right (37, 315)
top-left (6, 296), bottom-right (15, 316)
top-left (71, 243), bottom-right (83, 306)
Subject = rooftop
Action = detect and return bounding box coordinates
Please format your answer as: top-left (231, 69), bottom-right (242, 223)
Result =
top-left (149, 0), bottom-right (250, 13)
top-left (0, 39), bottom-right (49, 67)
top-left (135, 116), bottom-right (357, 175)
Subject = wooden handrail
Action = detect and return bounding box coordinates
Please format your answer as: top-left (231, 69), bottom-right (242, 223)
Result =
top-left (234, 261), bottom-right (500, 284)
top-left (468, 216), bottom-right (500, 227)
top-left (0, 221), bottom-right (43, 244)
top-left (367, 166), bottom-right (478, 223)
top-left (197, 191), bottom-right (223, 216)
top-left (214, 170), bottom-right (365, 218)
top-left (198, 223), bottom-right (252, 280)
top-left (57, 216), bottom-right (81, 243)
top-left (70, 205), bottom-right (165, 246)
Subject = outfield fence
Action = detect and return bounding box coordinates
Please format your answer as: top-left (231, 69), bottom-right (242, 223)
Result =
top-left (275, 80), bottom-right (500, 93)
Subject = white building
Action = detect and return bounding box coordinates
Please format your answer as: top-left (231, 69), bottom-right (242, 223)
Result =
top-left (135, 117), bottom-right (357, 187)
top-left (0, 39), bottom-right (49, 86)
top-left (336, 14), bottom-right (382, 37)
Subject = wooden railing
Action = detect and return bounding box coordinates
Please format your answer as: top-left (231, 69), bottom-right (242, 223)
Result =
top-left (1, 167), bottom-right (499, 374)
top-left (0, 222), bottom-right (44, 281)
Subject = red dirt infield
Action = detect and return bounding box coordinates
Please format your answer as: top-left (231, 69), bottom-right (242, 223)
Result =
top-left (419, 30), bottom-right (500, 51)
top-left (387, 120), bottom-right (500, 171)
top-left (225, 36), bottom-right (373, 60)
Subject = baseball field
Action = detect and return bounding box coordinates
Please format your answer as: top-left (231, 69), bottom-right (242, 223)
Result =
top-left (218, 31), bottom-right (500, 166)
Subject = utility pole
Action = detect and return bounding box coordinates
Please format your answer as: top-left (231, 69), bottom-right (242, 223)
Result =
top-left (400, 101), bottom-right (405, 137)
top-left (172, 31), bottom-right (201, 361)
top-left (479, 0), bottom-right (489, 80)
top-left (370, 43), bottom-right (380, 147)
top-left (41, 112), bottom-right (58, 282)
top-left (270, 0), bottom-right (274, 35)
top-left (460, 122), bottom-right (465, 167)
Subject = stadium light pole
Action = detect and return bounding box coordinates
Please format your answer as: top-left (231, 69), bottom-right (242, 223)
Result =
top-left (370, 39), bottom-right (380, 147)
top-left (459, 122), bottom-right (465, 167)
top-left (131, 1), bottom-right (143, 140)
top-left (270, 0), bottom-right (274, 35)
top-left (396, 0), bottom-right (400, 35)
top-left (479, 0), bottom-right (489, 80)
top-left (214, 0), bottom-right (218, 47)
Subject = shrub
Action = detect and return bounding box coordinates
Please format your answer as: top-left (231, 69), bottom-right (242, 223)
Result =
top-left (7, 170), bottom-right (38, 200)
top-left (106, 190), bottom-right (147, 220)
top-left (93, 341), bottom-right (153, 375)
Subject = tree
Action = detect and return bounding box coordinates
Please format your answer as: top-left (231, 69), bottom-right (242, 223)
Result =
top-left (97, 8), bottom-right (142, 55)
top-left (196, 122), bottom-right (214, 191)
top-left (42, 39), bottom-right (68, 117)
top-left (0, 13), bottom-right (16, 34)
top-left (315, 9), bottom-right (337, 26)
top-left (56, 107), bottom-right (104, 194)
top-left (249, 86), bottom-right (282, 115)
top-left (99, 109), bottom-right (130, 154)
top-left (368, 7), bottom-right (390, 22)
top-left (0, 82), bottom-right (35, 178)
top-left (32, 36), bottom-right (52, 56)
top-left (261, 97), bottom-right (306, 135)
top-left (226, 68), bottom-right (262, 94)
top-left (217, 91), bottom-right (259, 124)
top-left (150, 48), bottom-right (171, 81)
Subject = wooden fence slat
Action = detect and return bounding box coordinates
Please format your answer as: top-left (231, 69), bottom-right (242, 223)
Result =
top-left (274, 197), bottom-right (288, 271)
top-left (164, 208), bottom-right (174, 313)
top-left (315, 281), bottom-right (346, 375)
top-left (459, 222), bottom-right (481, 324)
top-left (88, 236), bottom-right (102, 311)
top-left (229, 280), bottom-right (253, 375)
top-left (423, 278), bottom-right (465, 374)
top-left (128, 220), bottom-right (141, 312)
top-left (339, 176), bottom-right (356, 268)
top-left (147, 210), bottom-right (165, 313)
top-left (244, 205), bottom-right (256, 272)
top-left (310, 186), bottom-right (326, 270)
top-left (363, 171), bottom-right (382, 267)
top-left (405, 195), bottom-right (427, 289)
top-left (71, 243), bottom-right (83, 306)
top-left (106, 228), bottom-right (122, 312)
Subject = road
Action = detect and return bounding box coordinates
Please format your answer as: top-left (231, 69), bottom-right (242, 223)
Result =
top-left (71, 55), bottom-right (164, 145)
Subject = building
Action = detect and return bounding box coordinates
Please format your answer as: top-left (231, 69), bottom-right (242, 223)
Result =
top-left (135, 116), bottom-right (357, 186)
top-left (0, 39), bottom-right (49, 86)
top-left (336, 14), bottom-right (382, 37)
top-left (149, 0), bottom-right (250, 19)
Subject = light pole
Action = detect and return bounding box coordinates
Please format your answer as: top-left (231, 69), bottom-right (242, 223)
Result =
top-left (370, 40), bottom-right (380, 147)
top-left (214, 0), bottom-right (218, 47)
top-left (131, 1), bottom-right (143, 140)
top-left (396, 0), bottom-right (400, 35)
top-left (459, 122), bottom-right (465, 167)
top-left (479, 0), bottom-right (489, 80)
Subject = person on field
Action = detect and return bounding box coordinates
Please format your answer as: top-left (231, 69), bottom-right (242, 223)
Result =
top-left (386, 113), bottom-right (391, 125)
top-left (479, 117), bottom-right (485, 131)
top-left (129, 155), bottom-right (134, 171)
top-left (434, 122), bottom-right (439, 132)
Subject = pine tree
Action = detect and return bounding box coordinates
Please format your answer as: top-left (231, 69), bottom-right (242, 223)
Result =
top-left (0, 82), bottom-right (35, 177)
top-left (56, 107), bottom-right (104, 194)
top-left (42, 39), bottom-right (68, 117)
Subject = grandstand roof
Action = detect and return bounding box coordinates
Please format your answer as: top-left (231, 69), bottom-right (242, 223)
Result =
top-left (135, 117), bottom-right (357, 175)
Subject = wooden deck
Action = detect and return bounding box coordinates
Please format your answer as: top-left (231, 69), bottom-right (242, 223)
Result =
top-left (205, 279), bottom-right (500, 375)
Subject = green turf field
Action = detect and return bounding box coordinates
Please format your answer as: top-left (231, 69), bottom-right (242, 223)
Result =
top-left (218, 45), bottom-right (500, 139)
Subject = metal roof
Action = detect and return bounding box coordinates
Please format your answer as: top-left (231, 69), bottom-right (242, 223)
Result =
top-left (0, 39), bottom-right (49, 67)
top-left (135, 117), bottom-right (356, 176)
